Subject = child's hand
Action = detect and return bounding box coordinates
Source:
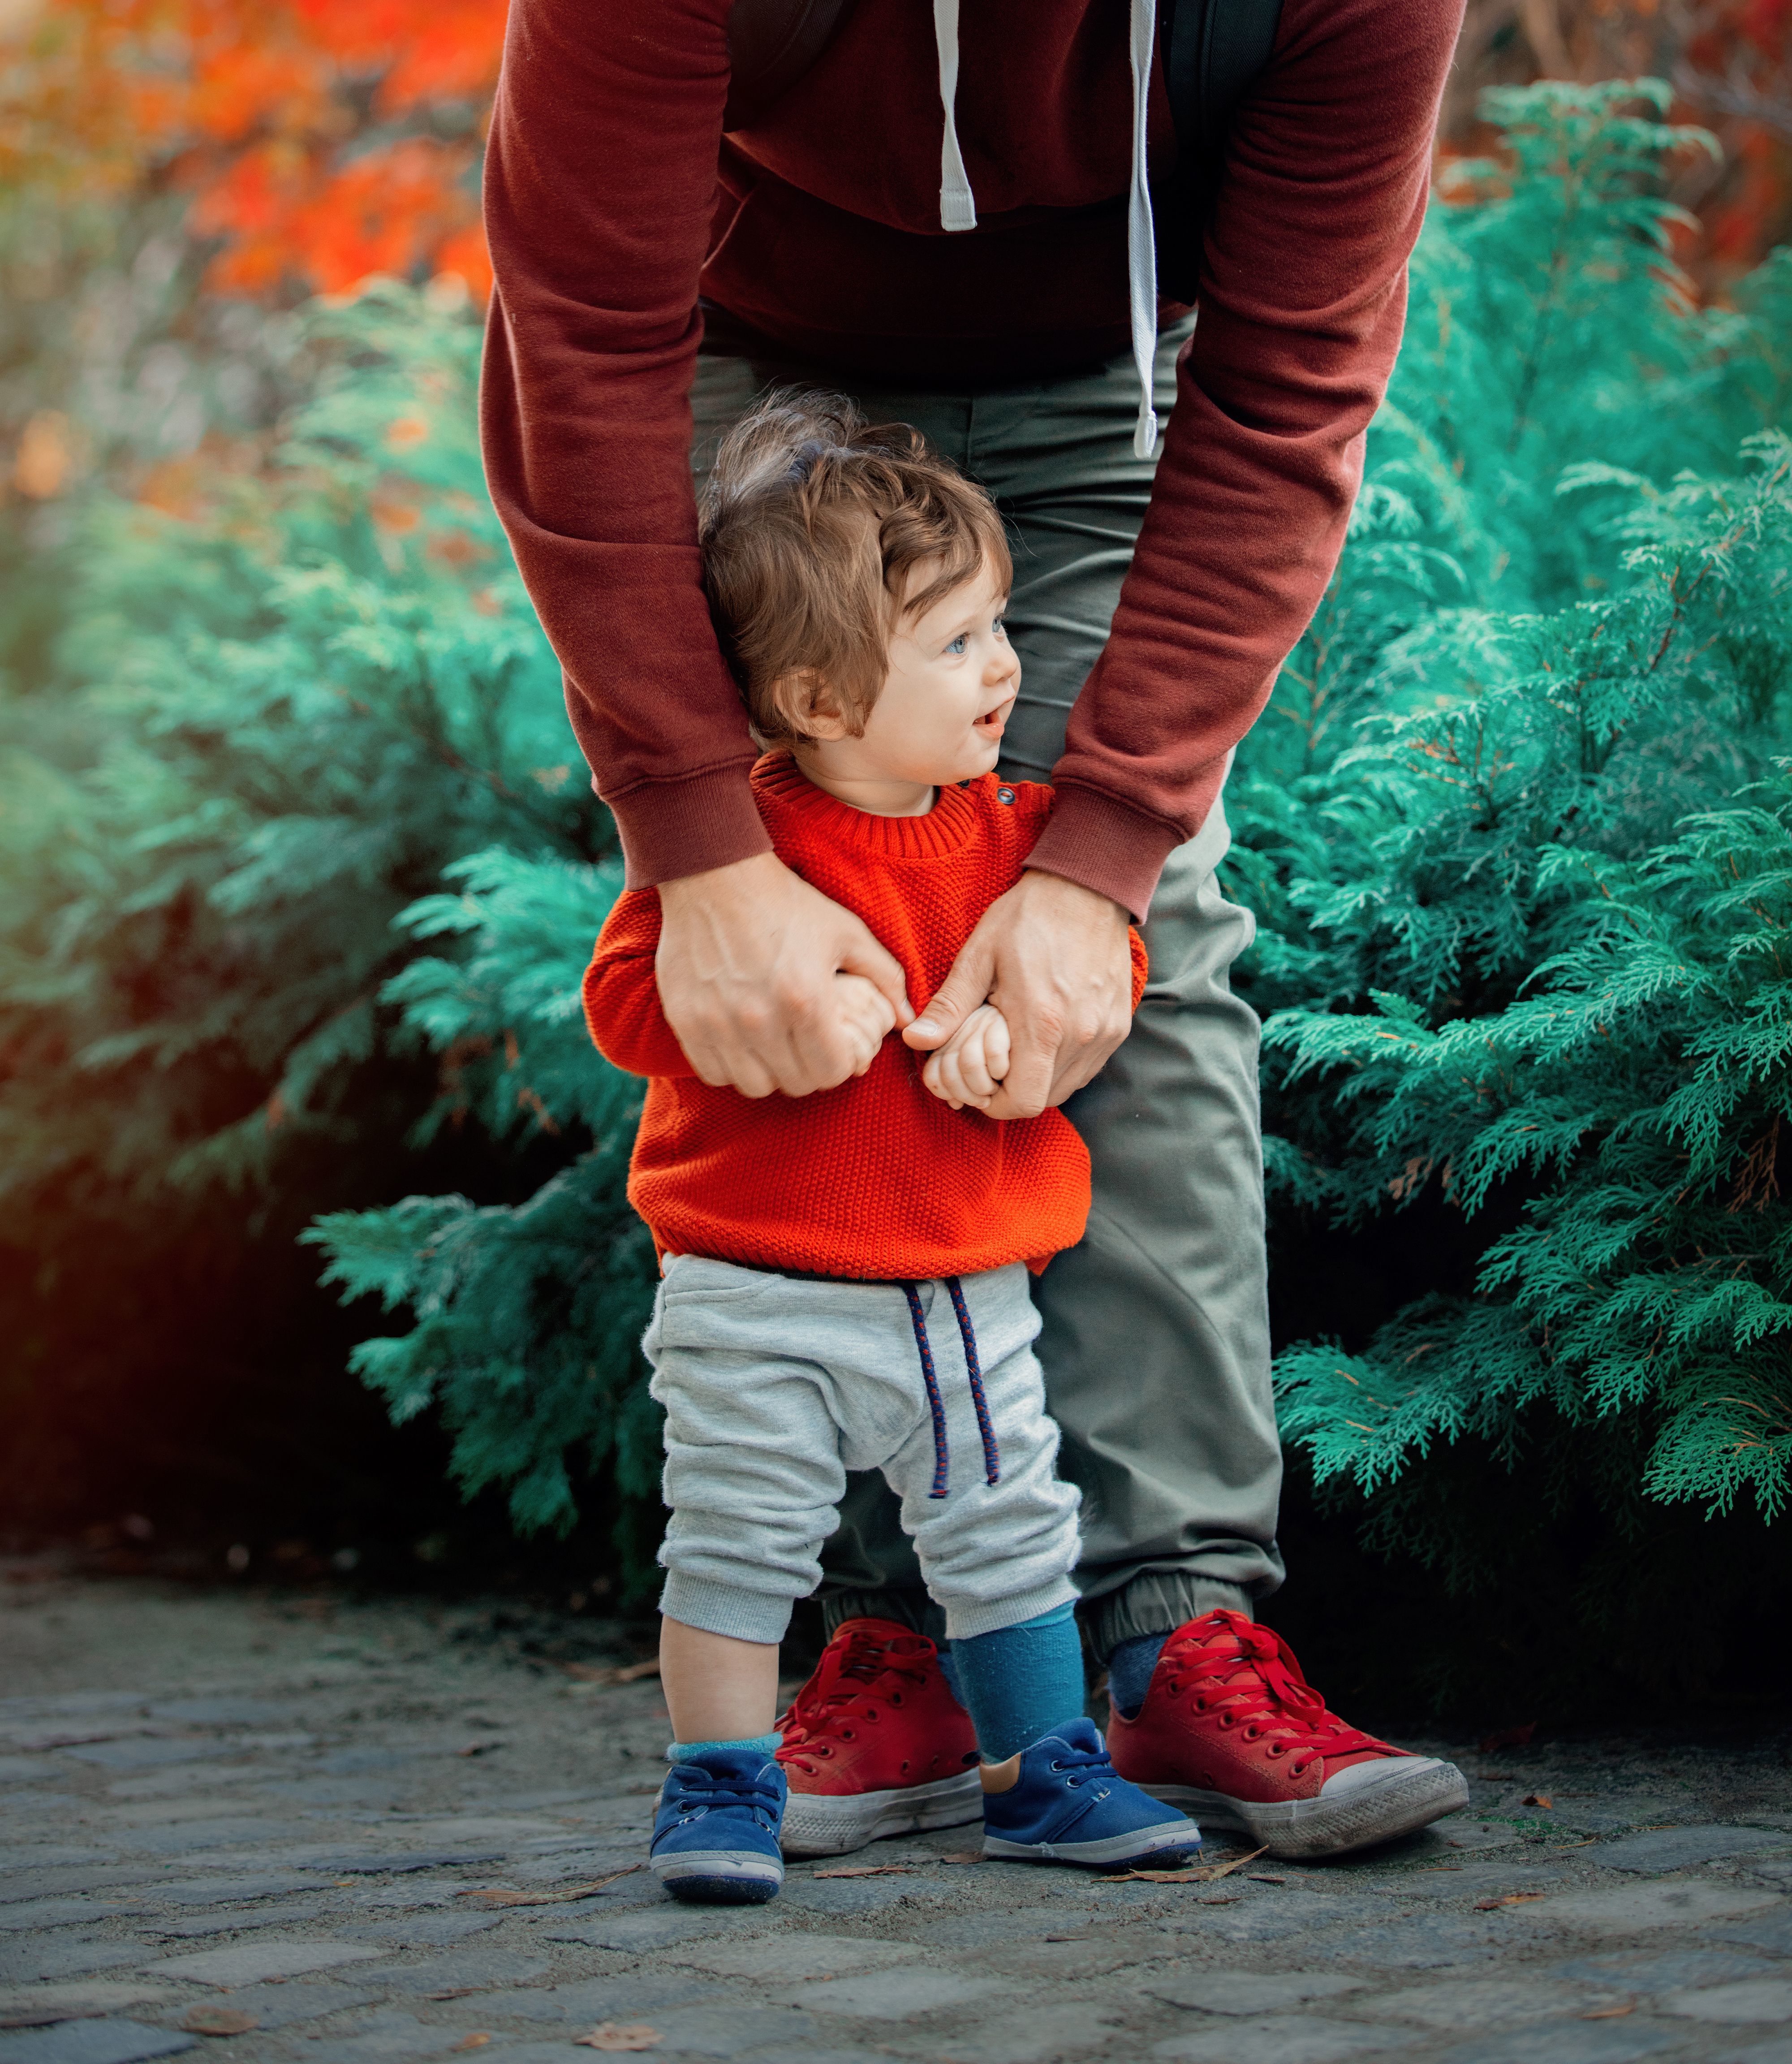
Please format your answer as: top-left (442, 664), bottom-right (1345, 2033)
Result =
top-left (921, 1002), bottom-right (1010, 1112)
top-left (832, 973), bottom-right (897, 1081)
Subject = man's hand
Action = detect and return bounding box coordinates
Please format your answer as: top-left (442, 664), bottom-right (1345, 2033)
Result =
top-left (657, 851), bottom-right (913, 1098)
top-left (903, 870), bottom-right (1133, 1119)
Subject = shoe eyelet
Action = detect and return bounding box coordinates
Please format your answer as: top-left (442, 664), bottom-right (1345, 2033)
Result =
top-left (840, 1728), bottom-right (855, 1741)
top-left (1049, 1761), bottom-right (1063, 1773)
top-left (891, 1693), bottom-right (903, 1706)
top-left (1220, 1714), bottom-right (1235, 1728)
top-left (1267, 1743), bottom-right (1285, 1758)
top-left (866, 1708), bottom-right (878, 1721)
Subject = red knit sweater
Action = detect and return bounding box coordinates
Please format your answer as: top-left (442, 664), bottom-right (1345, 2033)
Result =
top-left (584, 756), bottom-right (1149, 1281)
top-left (481, 0), bottom-right (1462, 919)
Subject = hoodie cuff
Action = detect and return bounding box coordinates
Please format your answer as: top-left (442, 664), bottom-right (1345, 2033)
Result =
top-left (606, 761), bottom-right (771, 890)
top-left (1023, 782), bottom-right (1188, 923)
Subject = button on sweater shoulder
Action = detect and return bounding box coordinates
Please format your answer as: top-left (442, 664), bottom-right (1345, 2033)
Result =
top-left (583, 755), bottom-right (1149, 1282)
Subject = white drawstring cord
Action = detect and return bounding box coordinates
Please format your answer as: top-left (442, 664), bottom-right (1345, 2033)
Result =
top-left (1127, 0), bottom-right (1161, 458)
top-left (935, 0), bottom-right (1160, 456)
top-left (934, 0), bottom-right (977, 231)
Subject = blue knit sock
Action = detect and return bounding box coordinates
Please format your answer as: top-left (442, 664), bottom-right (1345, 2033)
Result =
top-left (665, 1730), bottom-right (782, 1763)
top-left (952, 1602), bottom-right (1084, 1763)
top-left (936, 1643), bottom-right (965, 1710)
top-left (1105, 1631), bottom-right (1169, 1720)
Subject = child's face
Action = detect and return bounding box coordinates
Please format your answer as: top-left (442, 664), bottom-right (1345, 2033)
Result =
top-left (802, 556), bottom-right (1020, 793)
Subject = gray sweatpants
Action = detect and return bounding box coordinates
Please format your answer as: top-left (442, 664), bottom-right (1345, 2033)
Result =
top-left (645, 1257), bottom-right (1082, 1645)
top-left (690, 317), bottom-right (1285, 1661)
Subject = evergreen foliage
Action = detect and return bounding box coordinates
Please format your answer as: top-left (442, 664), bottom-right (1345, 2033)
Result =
top-left (0, 280), bottom-right (616, 1542)
top-left (1261, 444), bottom-right (1792, 1526)
top-left (303, 849), bottom-right (661, 1573)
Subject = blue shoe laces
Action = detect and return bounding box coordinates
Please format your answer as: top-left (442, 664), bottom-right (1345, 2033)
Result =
top-left (663, 1762), bottom-right (783, 1831)
top-left (1042, 1737), bottom-right (1118, 1790)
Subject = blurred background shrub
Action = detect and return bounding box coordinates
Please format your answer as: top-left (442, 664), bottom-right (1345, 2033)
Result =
top-left (6, 0), bottom-right (1792, 1721)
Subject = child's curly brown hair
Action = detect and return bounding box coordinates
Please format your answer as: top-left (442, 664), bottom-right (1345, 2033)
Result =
top-left (699, 389), bottom-right (1013, 746)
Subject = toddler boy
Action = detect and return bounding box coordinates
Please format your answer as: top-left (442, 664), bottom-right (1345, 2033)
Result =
top-left (584, 393), bottom-right (1199, 1903)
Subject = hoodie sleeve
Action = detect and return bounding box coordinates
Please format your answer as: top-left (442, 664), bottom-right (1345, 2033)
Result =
top-left (1026, 0), bottom-right (1462, 918)
top-left (481, 0), bottom-right (767, 892)
top-left (582, 889), bottom-right (699, 1079)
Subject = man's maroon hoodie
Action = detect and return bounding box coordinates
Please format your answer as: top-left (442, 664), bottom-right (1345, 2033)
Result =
top-left (480, 0), bottom-right (1463, 919)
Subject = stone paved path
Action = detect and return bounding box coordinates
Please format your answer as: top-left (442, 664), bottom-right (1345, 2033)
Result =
top-left (4, 1561), bottom-right (1792, 2064)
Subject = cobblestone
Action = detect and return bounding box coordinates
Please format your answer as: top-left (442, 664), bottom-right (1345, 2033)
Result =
top-left (4, 1562), bottom-right (1792, 2062)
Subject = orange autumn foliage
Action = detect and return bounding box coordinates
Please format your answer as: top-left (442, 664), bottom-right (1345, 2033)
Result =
top-left (0, 0), bottom-right (505, 297)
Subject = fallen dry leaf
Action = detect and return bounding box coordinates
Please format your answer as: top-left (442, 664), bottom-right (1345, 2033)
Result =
top-left (1098, 1844), bottom-right (1265, 1887)
top-left (1203, 1846), bottom-right (1270, 1882)
top-left (812, 1864), bottom-right (911, 1878)
top-left (1522, 1792), bottom-right (1554, 1809)
top-left (1198, 1895), bottom-right (1240, 1905)
top-left (181, 2008), bottom-right (260, 2037)
top-left (1475, 1893), bottom-right (1549, 1910)
top-left (577, 2026), bottom-right (664, 2053)
top-left (939, 1850), bottom-right (984, 1864)
top-left (450, 2039), bottom-right (493, 2053)
top-left (1582, 2004), bottom-right (1635, 2020)
top-left (1247, 1874), bottom-right (1288, 1884)
top-left (457, 1740), bottom-right (504, 1757)
top-left (458, 1866), bottom-right (641, 1907)
top-left (1103, 1867), bottom-right (1207, 1883)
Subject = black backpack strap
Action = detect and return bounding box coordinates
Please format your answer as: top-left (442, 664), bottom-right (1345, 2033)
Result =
top-left (1161, 0), bottom-right (1284, 167)
top-left (1155, 0), bottom-right (1285, 302)
top-left (724, 0), bottom-right (859, 132)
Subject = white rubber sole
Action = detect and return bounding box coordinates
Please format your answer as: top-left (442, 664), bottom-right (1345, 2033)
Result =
top-left (983, 1816), bottom-right (1200, 1869)
top-left (1137, 1756), bottom-right (1471, 1860)
top-left (650, 1847), bottom-right (784, 1904)
top-left (780, 1769), bottom-right (983, 1859)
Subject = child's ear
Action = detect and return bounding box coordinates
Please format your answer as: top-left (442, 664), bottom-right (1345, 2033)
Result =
top-left (773, 669), bottom-right (849, 741)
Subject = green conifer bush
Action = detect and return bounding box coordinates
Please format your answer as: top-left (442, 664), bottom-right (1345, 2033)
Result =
top-left (1258, 440), bottom-right (1792, 1523)
top-left (303, 848), bottom-right (662, 1575)
top-left (0, 281), bottom-right (615, 1539)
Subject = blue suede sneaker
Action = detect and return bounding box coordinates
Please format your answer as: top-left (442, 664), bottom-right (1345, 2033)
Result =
top-left (650, 1746), bottom-right (786, 1904)
top-left (981, 1715), bottom-right (1201, 1870)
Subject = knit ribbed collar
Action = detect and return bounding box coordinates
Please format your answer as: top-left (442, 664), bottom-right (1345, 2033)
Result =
top-left (752, 751), bottom-right (988, 860)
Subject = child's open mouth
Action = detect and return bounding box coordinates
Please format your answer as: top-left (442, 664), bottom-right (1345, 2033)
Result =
top-left (974, 703), bottom-right (1009, 737)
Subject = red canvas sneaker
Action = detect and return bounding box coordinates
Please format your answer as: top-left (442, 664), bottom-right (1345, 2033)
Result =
top-left (1106, 1610), bottom-right (1470, 1859)
top-left (776, 1617), bottom-right (981, 1858)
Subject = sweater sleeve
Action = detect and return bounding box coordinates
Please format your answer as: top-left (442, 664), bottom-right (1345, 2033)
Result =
top-left (1026, 0), bottom-right (1463, 920)
top-left (582, 889), bottom-right (699, 1079)
top-left (480, 0), bottom-right (767, 891)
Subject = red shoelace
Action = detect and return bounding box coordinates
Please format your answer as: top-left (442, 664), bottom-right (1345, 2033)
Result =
top-left (1155, 1612), bottom-right (1393, 1782)
top-left (777, 1624), bottom-right (935, 1775)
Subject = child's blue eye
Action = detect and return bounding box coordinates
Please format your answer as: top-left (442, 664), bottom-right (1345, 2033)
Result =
top-left (993, 617), bottom-right (1007, 638)
top-left (946, 635), bottom-right (969, 655)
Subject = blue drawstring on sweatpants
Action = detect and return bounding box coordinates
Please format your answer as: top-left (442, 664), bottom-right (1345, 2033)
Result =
top-left (899, 1278), bottom-right (1000, 1498)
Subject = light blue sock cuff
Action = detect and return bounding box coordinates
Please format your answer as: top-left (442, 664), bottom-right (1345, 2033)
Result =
top-left (1009, 1602), bottom-right (1077, 1631)
top-left (665, 1731), bottom-right (783, 1763)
